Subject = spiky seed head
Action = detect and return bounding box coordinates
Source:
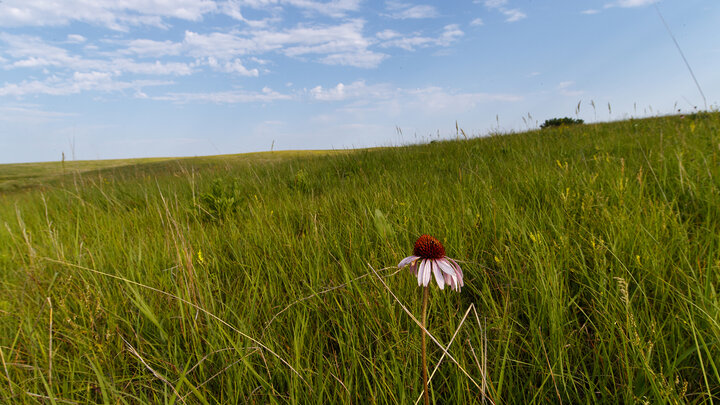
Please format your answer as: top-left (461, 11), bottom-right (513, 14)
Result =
top-left (413, 234), bottom-right (446, 259)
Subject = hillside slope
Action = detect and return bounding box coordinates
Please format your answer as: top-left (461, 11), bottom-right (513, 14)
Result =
top-left (1, 113), bottom-right (719, 403)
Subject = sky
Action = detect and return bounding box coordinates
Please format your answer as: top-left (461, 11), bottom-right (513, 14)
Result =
top-left (0, 0), bottom-right (719, 164)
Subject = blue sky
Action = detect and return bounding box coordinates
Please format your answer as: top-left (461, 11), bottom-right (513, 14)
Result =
top-left (1, 0), bottom-right (718, 164)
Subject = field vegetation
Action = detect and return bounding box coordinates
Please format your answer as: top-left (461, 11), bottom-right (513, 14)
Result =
top-left (1, 113), bottom-right (719, 403)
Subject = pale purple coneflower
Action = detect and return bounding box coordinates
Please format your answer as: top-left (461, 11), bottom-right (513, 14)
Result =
top-left (398, 234), bottom-right (464, 292)
top-left (397, 234), bottom-right (464, 405)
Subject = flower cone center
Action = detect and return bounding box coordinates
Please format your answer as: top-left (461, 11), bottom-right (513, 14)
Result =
top-left (413, 234), bottom-right (446, 259)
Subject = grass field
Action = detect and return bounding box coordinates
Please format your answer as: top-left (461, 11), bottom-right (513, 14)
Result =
top-left (1, 113), bottom-right (719, 403)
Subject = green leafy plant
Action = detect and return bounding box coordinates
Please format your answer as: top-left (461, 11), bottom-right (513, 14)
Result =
top-left (197, 178), bottom-right (244, 220)
top-left (292, 168), bottom-right (312, 193)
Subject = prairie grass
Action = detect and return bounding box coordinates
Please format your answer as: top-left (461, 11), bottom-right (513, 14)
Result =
top-left (1, 112), bottom-right (719, 403)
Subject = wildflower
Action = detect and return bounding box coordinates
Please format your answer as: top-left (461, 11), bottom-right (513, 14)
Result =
top-left (398, 234), bottom-right (465, 405)
top-left (398, 234), bottom-right (464, 292)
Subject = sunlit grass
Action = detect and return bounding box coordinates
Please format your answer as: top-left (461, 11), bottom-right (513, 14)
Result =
top-left (1, 112), bottom-right (719, 403)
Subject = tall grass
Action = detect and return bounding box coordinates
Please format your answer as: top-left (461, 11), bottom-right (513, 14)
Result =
top-left (1, 112), bottom-right (719, 403)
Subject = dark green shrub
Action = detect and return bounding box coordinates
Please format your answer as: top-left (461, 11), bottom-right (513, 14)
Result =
top-left (540, 117), bottom-right (584, 129)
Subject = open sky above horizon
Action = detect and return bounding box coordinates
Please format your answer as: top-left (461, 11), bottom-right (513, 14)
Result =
top-left (1, 0), bottom-right (718, 164)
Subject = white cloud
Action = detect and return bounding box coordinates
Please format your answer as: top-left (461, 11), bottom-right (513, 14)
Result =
top-left (155, 87), bottom-right (291, 103)
top-left (122, 39), bottom-right (184, 57)
top-left (470, 18), bottom-right (484, 26)
top-left (581, 9), bottom-right (600, 15)
top-left (439, 24), bottom-right (464, 45)
top-left (615, 0), bottom-right (658, 7)
top-left (205, 57), bottom-right (259, 76)
top-left (0, 0), bottom-right (367, 32)
top-left (183, 31), bottom-right (256, 59)
top-left (0, 33), bottom-right (193, 76)
top-left (376, 30), bottom-right (401, 40)
top-left (481, 0), bottom-right (527, 22)
top-left (601, 0), bottom-right (658, 11)
top-left (309, 81), bottom-right (522, 114)
top-left (385, 1), bottom-right (438, 19)
top-left (227, 0), bottom-right (361, 18)
top-left (112, 60), bottom-right (194, 76)
top-left (558, 81), bottom-right (583, 97)
top-left (219, 1), bottom-right (282, 27)
top-left (0, 74), bottom-right (172, 97)
top-left (0, 18), bottom-right (392, 101)
top-left (406, 86), bottom-right (523, 112)
top-left (309, 81), bottom-right (393, 101)
top-left (0, 104), bottom-right (77, 122)
top-left (283, 0), bottom-right (362, 18)
top-left (183, 20), bottom-right (386, 68)
top-left (483, 0), bottom-right (508, 8)
top-left (66, 34), bottom-right (87, 43)
top-left (380, 24), bottom-right (463, 51)
top-left (319, 51), bottom-right (387, 69)
top-left (502, 9), bottom-right (526, 22)
top-left (0, 0), bottom-right (217, 30)
top-left (0, 6), bottom-right (483, 103)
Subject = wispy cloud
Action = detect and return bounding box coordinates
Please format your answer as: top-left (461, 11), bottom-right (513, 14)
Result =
top-left (0, 103), bottom-right (77, 122)
top-left (558, 81), bottom-right (583, 97)
top-left (405, 86), bottom-right (523, 112)
top-left (309, 81), bottom-right (523, 114)
top-left (309, 80), bottom-right (393, 101)
top-left (66, 34), bottom-right (87, 44)
top-left (0, 73), bottom-right (172, 97)
top-left (614, 0), bottom-right (658, 7)
top-left (280, 0), bottom-right (362, 18)
top-left (0, 0), bottom-right (363, 31)
top-left (154, 87), bottom-right (292, 104)
top-left (502, 9), bottom-right (526, 22)
top-left (181, 20), bottom-right (387, 68)
top-left (0, 2), bottom-right (471, 103)
top-left (378, 24), bottom-right (463, 51)
top-left (480, 0), bottom-right (527, 22)
top-left (597, 0), bottom-right (658, 13)
top-left (384, 1), bottom-right (438, 19)
top-left (0, 0), bottom-right (216, 30)
top-left (205, 57), bottom-right (259, 76)
top-left (1, 33), bottom-right (193, 76)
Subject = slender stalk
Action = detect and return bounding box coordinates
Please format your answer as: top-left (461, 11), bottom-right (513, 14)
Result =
top-left (421, 285), bottom-right (430, 405)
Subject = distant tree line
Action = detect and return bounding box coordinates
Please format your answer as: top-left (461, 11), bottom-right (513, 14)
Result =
top-left (540, 117), bottom-right (584, 129)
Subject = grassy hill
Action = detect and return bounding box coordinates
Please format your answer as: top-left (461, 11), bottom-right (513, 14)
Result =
top-left (1, 113), bottom-right (719, 403)
top-left (0, 150), bottom-right (347, 193)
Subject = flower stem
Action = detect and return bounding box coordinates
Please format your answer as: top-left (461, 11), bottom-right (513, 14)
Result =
top-left (421, 285), bottom-right (430, 405)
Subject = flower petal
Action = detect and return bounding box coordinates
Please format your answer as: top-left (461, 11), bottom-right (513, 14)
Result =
top-left (437, 258), bottom-right (460, 290)
top-left (432, 260), bottom-right (445, 289)
top-left (398, 255), bottom-right (420, 269)
top-left (423, 259), bottom-right (432, 286)
top-left (448, 257), bottom-right (464, 278)
top-left (448, 271), bottom-right (458, 291)
top-left (417, 259), bottom-right (427, 286)
top-left (448, 258), bottom-right (464, 287)
top-left (437, 258), bottom-right (455, 275)
top-left (409, 262), bottom-right (418, 276)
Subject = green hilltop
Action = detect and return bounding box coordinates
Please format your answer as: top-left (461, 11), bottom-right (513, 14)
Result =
top-left (1, 113), bottom-right (719, 403)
